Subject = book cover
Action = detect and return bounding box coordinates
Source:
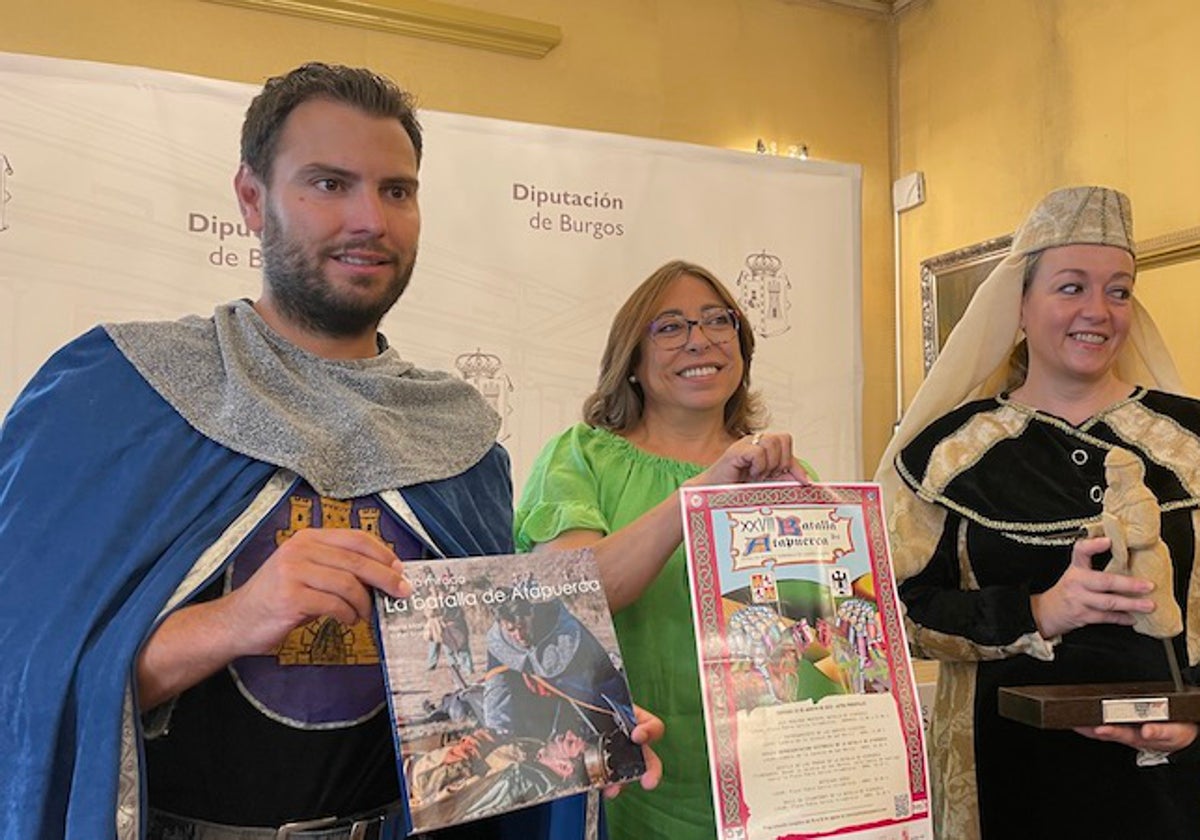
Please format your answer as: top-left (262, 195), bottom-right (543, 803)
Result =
top-left (375, 547), bottom-right (645, 833)
top-left (681, 482), bottom-right (931, 840)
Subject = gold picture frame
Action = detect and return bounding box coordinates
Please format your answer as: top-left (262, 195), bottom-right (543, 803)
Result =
top-left (919, 235), bottom-right (1011, 374)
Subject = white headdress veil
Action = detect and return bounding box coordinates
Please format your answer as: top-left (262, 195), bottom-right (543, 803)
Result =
top-left (875, 186), bottom-right (1184, 506)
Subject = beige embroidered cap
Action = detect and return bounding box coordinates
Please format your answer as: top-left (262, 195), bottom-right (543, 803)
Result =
top-left (1012, 186), bottom-right (1134, 256)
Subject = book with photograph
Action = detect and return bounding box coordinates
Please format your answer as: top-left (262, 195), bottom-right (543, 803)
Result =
top-left (682, 482), bottom-right (931, 840)
top-left (374, 547), bottom-right (645, 834)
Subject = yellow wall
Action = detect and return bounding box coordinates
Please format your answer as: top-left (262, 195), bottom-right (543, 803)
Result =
top-left (895, 0), bottom-right (1200, 408)
top-left (0, 0), bottom-right (896, 477)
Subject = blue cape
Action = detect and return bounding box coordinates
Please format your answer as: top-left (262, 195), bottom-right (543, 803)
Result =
top-left (0, 328), bottom-right (587, 840)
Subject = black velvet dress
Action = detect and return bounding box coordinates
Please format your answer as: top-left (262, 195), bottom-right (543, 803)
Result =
top-left (892, 388), bottom-right (1200, 840)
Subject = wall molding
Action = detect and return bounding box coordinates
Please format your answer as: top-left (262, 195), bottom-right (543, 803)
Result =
top-left (1138, 225), bottom-right (1200, 271)
top-left (201, 0), bottom-right (562, 58)
top-left (783, 0), bottom-right (924, 18)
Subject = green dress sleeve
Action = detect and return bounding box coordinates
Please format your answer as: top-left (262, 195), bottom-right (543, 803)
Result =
top-left (514, 424), bottom-right (611, 551)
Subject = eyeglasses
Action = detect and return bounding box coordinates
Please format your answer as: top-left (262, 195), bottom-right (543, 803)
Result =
top-left (647, 308), bottom-right (740, 350)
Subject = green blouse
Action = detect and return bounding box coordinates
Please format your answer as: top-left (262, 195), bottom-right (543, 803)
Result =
top-left (515, 423), bottom-right (714, 840)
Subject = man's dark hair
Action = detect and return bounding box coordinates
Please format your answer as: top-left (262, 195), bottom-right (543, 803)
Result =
top-left (240, 62), bottom-right (422, 180)
top-left (496, 600), bottom-right (535, 623)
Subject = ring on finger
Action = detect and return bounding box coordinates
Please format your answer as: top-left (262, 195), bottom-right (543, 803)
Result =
top-left (751, 432), bottom-right (764, 446)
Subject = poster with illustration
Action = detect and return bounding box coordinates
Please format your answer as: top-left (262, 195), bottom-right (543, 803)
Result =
top-left (375, 548), bottom-right (643, 833)
top-left (682, 482), bottom-right (931, 840)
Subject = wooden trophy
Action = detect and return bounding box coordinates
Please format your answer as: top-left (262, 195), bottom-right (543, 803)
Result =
top-left (1000, 448), bottom-right (1200, 729)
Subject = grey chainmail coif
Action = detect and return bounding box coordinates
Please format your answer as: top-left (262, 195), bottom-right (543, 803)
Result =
top-left (106, 300), bottom-right (501, 498)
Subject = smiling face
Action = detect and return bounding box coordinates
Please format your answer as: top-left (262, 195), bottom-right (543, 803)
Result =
top-left (633, 273), bottom-right (745, 423)
top-left (235, 97), bottom-right (420, 343)
top-left (1020, 243), bottom-right (1135, 389)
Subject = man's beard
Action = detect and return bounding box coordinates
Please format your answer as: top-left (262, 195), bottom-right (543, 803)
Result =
top-left (259, 206), bottom-right (415, 338)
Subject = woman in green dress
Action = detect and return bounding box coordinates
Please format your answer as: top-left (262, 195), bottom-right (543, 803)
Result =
top-left (515, 259), bottom-right (813, 840)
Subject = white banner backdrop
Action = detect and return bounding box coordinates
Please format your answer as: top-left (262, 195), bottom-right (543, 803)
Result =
top-left (0, 52), bottom-right (862, 494)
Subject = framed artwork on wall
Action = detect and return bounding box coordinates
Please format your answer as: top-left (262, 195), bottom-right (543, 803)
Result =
top-left (919, 234), bottom-right (1012, 374)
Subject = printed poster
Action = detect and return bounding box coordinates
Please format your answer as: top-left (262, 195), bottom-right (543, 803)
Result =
top-left (375, 548), bottom-right (643, 833)
top-left (682, 482), bottom-right (931, 840)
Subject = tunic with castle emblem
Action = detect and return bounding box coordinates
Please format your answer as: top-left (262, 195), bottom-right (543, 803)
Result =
top-left (0, 305), bottom-right (591, 840)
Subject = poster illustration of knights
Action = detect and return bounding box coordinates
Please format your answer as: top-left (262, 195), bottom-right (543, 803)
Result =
top-left (375, 548), bottom-right (644, 834)
top-left (682, 482), bottom-right (931, 840)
